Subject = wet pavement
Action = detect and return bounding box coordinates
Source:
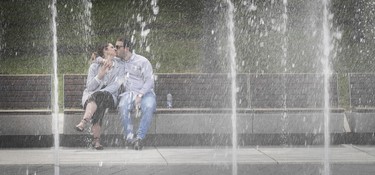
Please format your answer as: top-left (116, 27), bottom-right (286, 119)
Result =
top-left (1, 144), bottom-right (375, 175)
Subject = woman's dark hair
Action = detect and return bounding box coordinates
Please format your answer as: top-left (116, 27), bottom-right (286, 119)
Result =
top-left (96, 43), bottom-right (109, 57)
top-left (117, 37), bottom-right (133, 52)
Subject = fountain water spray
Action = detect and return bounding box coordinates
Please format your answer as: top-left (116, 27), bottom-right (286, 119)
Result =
top-left (0, 10), bottom-right (4, 53)
top-left (322, 0), bottom-right (333, 174)
top-left (226, 0), bottom-right (237, 175)
top-left (281, 0), bottom-right (288, 64)
top-left (51, 0), bottom-right (59, 174)
top-left (82, 0), bottom-right (92, 53)
top-left (135, 0), bottom-right (158, 53)
top-left (281, 0), bottom-right (288, 145)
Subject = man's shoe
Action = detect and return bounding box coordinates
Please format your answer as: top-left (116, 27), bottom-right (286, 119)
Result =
top-left (133, 138), bottom-right (143, 150)
top-left (125, 139), bottom-right (135, 147)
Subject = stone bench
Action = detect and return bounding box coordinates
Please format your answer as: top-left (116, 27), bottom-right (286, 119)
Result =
top-left (347, 73), bottom-right (375, 136)
top-left (64, 73), bottom-right (343, 111)
top-left (0, 75), bottom-right (52, 147)
top-left (62, 73), bottom-right (347, 146)
top-left (154, 73), bottom-right (346, 146)
top-left (62, 74), bottom-right (232, 145)
top-left (349, 73), bottom-right (375, 110)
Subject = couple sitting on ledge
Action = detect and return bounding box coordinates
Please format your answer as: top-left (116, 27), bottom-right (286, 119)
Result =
top-left (75, 37), bottom-right (156, 151)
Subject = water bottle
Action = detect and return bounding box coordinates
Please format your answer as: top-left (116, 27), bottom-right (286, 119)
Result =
top-left (167, 93), bottom-right (172, 108)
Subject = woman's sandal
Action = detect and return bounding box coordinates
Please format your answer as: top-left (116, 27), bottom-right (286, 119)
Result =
top-left (92, 137), bottom-right (104, 150)
top-left (75, 119), bottom-right (88, 132)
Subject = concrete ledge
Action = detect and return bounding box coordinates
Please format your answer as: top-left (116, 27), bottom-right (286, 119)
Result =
top-left (0, 114), bottom-right (53, 148)
top-left (0, 109), bottom-right (52, 114)
top-left (155, 112), bottom-right (346, 135)
top-left (351, 107), bottom-right (375, 113)
top-left (0, 135), bottom-right (53, 148)
top-left (346, 112), bottom-right (375, 133)
top-left (0, 111), bottom-right (53, 140)
top-left (0, 114), bottom-right (52, 135)
top-left (252, 113), bottom-right (346, 134)
top-left (60, 111), bottom-right (352, 147)
top-left (1, 109), bottom-right (356, 147)
top-left (63, 113), bottom-right (156, 135)
top-left (155, 113), bottom-right (233, 134)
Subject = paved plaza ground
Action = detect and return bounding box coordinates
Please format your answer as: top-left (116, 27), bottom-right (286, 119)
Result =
top-left (0, 144), bottom-right (374, 175)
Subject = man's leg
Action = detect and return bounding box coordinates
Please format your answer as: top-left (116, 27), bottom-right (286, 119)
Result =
top-left (118, 93), bottom-right (135, 142)
top-left (133, 92), bottom-right (156, 150)
top-left (137, 92), bottom-right (156, 140)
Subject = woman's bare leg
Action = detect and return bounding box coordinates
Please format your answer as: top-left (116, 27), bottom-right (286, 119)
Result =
top-left (91, 123), bottom-right (103, 149)
top-left (75, 101), bottom-right (97, 131)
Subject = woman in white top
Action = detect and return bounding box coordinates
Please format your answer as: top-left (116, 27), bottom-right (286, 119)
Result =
top-left (75, 42), bottom-right (124, 150)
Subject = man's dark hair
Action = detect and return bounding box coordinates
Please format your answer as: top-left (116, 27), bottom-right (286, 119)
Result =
top-left (117, 37), bottom-right (133, 52)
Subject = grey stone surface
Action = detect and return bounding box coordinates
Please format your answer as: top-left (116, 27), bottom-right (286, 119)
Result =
top-left (0, 114), bottom-right (52, 135)
top-left (347, 112), bottom-right (375, 133)
top-left (3, 164), bottom-right (375, 175)
top-left (0, 112), bottom-right (330, 136)
top-left (0, 111), bottom-right (352, 147)
top-left (0, 145), bottom-right (375, 175)
top-left (64, 111), bottom-right (347, 137)
top-left (252, 113), bottom-right (283, 133)
top-left (253, 112), bottom-right (346, 134)
top-left (154, 113), bottom-right (251, 134)
top-left (154, 113), bottom-right (232, 134)
top-left (237, 114), bottom-right (253, 134)
top-left (353, 145), bottom-right (375, 157)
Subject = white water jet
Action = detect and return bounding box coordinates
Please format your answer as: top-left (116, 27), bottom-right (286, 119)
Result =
top-left (322, 0), bottom-right (333, 174)
top-left (82, 0), bottom-right (92, 53)
top-left (51, 0), bottom-right (60, 174)
top-left (281, 0), bottom-right (288, 145)
top-left (226, 0), bottom-right (238, 175)
top-left (151, 0), bottom-right (159, 15)
top-left (282, 0), bottom-right (288, 69)
top-left (137, 0), bottom-right (158, 53)
top-left (0, 10), bottom-right (4, 52)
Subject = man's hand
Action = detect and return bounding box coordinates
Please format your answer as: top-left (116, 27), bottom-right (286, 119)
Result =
top-left (134, 94), bottom-right (142, 118)
top-left (135, 95), bottom-right (142, 108)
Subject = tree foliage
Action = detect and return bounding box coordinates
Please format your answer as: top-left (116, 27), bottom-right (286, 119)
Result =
top-left (0, 0), bottom-right (374, 74)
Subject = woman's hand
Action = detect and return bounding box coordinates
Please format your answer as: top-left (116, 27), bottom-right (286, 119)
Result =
top-left (97, 59), bottom-right (112, 79)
